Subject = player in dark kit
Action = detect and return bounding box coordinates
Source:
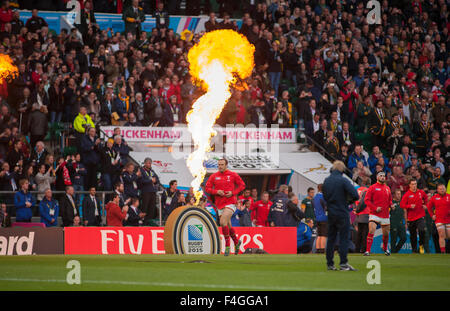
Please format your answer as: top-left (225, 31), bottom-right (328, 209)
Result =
top-left (205, 158), bottom-right (246, 256)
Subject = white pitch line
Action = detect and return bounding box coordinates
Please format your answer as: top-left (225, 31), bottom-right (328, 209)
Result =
top-left (0, 277), bottom-right (338, 291)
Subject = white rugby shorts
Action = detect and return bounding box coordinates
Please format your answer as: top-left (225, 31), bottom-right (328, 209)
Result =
top-left (369, 214), bottom-right (390, 225)
top-left (218, 204), bottom-right (237, 216)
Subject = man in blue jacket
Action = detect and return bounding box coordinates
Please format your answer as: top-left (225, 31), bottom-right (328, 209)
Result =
top-left (14, 179), bottom-right (36, 222)
top-left (39, 189), bottom-right (59, 227)
top-left (267, 185), bottom-right (289, 226)
top-left (313, 184), bottom-right (327, 253)
top-left (323, 160), bottom-right (359, 271)
top-left (139, 158), bottom-right (160, 225)
top-left (297, 218), bottom-right (314, 254)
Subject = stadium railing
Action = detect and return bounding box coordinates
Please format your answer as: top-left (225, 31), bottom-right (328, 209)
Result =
top-left (0, 190), bottom-right (165, 227)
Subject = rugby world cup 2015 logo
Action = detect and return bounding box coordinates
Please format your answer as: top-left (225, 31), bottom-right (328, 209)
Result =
top-left (164, 206), bottom-right (220, 255)
top-left (187, 224), bottom-right (204, 253)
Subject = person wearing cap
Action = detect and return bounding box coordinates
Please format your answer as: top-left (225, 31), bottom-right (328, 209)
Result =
top-left (138, 157), bottom-right (160, 225)
top-left (363, 171), bottom-right (393, 256)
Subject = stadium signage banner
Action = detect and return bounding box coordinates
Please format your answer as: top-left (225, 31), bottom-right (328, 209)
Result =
top-left (101, 126), bottom-right (296, 143)
top-left (0, 227), bottom-right (64, 255)
top-left (64, 226), bottom-right (297, 255)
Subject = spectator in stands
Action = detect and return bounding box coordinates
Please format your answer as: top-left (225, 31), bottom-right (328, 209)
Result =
top-left (29, 141), bottom-right (48, 170)
top-left (153, 1), bottom-right (169, 30)
top-left (60, 186), bottom-right (80, 227)
top-left (34, 164), bottom-right (55, 202)
top-left (14, 179), bottom-right (35, 222)
top-left (122, 162), bottom-right (140, 199)
top-left (123, 0), bottom-right (145, 36)
top-left (25, 9), bottom-right (48, 33)
top-left (161, 179), bottom-right (179, 221)
top-left (347, 144), bottom-right (368, 172)
top-left (100, 138), bottom-right (120, 191)
top-left (139, 157), bottom-right (160, 224)
top-left (106, 193), bottom-right (128, 226)
top-left (236, 199), bottom-right (253, 227)
top-left (112, 134), bottom-right (130, 166)
top-left (80, 127), bottom-right (101, 189)
top-left (39, 188), bottom-right (59, 227)
top-left (124, 197), bottom-right (145, 226)
top-left (74, 106), bottom-right (95, 137)
top-left (82, 186), bottom-right (102, 226)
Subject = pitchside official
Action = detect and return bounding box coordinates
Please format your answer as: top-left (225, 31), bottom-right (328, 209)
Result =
top-left (322, 161), bottom-right (359, 271)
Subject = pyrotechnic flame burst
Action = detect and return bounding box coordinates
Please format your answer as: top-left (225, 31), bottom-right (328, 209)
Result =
top-left (186, 30), bottom-right (255, 202)
top-left (0, 54), bottom-right (18, 83)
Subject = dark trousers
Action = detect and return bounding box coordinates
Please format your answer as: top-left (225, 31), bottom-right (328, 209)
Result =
top-left (85, 163), bottom-right (98, 189)
top-left (408, 217), bottom-right (426, 253)
top-left (326, 215), bottom-right (350, 266)
top-left (141, 191), bottom-right (157, 223)
top-left (390, 224), bottom-right (407, 253)
top-left (297, 241), bottom-right (312, 254)
top-left (355, 222), bottom-right (369, 253)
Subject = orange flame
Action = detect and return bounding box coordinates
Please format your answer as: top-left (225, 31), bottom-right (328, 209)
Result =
top-left (186, 30), bottom-right (255, 202)
top-left (0, 54), bottom-right (18, 83)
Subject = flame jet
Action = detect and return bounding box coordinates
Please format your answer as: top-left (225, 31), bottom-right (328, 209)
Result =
top-left (186, 30), bottom-right (255, 202)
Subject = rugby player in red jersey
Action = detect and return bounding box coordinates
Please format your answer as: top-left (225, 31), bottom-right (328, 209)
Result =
top-left (400, 179), bottom-right (429, 254)
top-left (205, 158), bottom-right (246, 256)
top-left (427, 184), bottom-right (450, 254)
top-left (251, 191), bottom-right (272, 226)
top-left (363, 171), bottom-right (393, 256)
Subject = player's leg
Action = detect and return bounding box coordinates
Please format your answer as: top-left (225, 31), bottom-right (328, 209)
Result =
top-left (408, 220), bottom-right (418, 253)
top-left (365, 219), bottom-right (377, 255)
top-left (220, 207), bottom-right (234, 256)
top-left (436, 224), bottom-right (446, 253)
top-left (381, 223), bottom-right (390, 255)
top-left (417, 217), bottom-right (427, 254)
top-left (326, 217), bottom-right (338, 269)
top-left (390, 226), bottom-right (398, 253)
top-left (396, 224), bottom-right (407, 253)
top-left (227, 219), bottom-right (241, 255)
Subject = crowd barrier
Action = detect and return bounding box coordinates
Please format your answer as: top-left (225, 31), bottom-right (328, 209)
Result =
top-left (0, 225), bottom-right (439, 255)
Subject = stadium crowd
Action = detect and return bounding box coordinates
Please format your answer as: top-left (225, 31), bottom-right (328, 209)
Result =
top-left (0, 0), bottom-right (448, 252)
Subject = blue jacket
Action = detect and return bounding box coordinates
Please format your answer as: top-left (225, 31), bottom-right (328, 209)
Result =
top-left (139, 167), bottom-right (160, 192)
top-left (113, 143), bottom-right (130, 165)
top-left (39, 197), bottom-right (59, 227)
top-left (313, 192), bottom-right (328, 222)
top-left (14, 190), bottom-right (36, 222)
top-left (267, 192), bottom-right (289, 226)
top-left (70, 161), bottom-right (87, 186)
top-left (80, 134), bottom-right (100, 165)
top-left (368, 154), bottom-right (389, 174)
top-left (347, 152), bottom-right (367, 171)
top-left (122, 171), bottom-right (139, 198)
top-left (297, 222), bottom-right (312, 247)
top-left (322, 170), bottom-right (359, 218)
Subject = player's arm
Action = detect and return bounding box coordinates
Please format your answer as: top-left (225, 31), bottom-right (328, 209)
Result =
top-left (364, 187), bottom-right (376, 211)
top-left (426, 196), bottom-right (435, 218)
top-left (232, 173), bottom-right (246, 195)
top-left (204, 175), bottom-right (217, 195)
top-left (400, 193), bottom-right (411, 210)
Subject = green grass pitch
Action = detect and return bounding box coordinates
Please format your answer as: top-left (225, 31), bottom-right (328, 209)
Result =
top-left (0, 254), bottom-right (449, 291)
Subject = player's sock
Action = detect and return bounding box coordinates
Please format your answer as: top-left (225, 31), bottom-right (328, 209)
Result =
top-left (441, 247), bottom-right (446, 253)
top-left (366, 233), bottom-right (374, 253)
top-left (222, 226), bottom-right (230, 247)
top-left (382, 235), bottom-right (389, 251)
top-left (229, 226), bottom-right (239, 245)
